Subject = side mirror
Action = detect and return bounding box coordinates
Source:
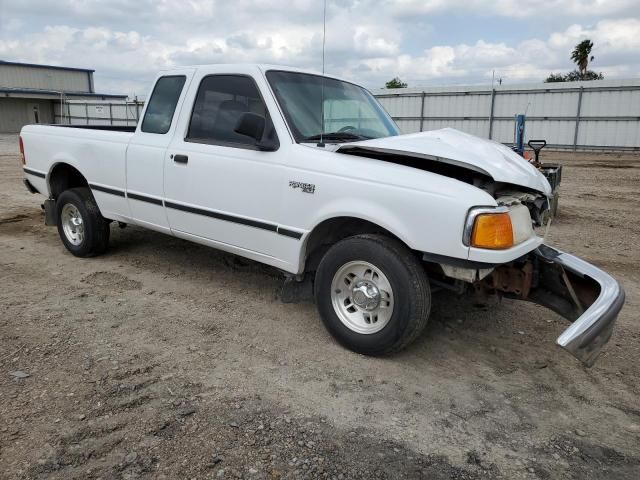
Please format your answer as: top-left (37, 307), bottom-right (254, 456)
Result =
top-left (234, 112), bottom-right (265, 142)
top-left (234, 112), bottom-right (279, 151)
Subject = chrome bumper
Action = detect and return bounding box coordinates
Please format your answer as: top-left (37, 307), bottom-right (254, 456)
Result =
top-left (531, 245), bottom-right (625, 367)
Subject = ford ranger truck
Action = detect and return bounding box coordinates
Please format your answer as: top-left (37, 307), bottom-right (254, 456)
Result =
top-left (19, 64), bottom-right (625, 366)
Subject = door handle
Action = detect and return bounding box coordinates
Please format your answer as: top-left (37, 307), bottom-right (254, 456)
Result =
top-left (173, 154), bottom-right (188, 164)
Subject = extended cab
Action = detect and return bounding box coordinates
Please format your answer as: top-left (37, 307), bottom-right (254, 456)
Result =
top-left (19, 64), bottom-right (624, 366)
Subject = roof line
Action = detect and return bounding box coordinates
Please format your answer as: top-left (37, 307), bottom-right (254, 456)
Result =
top-left (0, 60), bottom-right (95, 73)
top-left (0, 87), bottom-right (127, 98)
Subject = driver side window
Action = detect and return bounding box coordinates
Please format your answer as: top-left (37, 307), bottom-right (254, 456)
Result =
top-left (186, 75), bottom-right (267, 147)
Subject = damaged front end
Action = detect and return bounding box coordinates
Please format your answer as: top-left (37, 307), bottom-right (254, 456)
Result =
top-left (337, 129), bottom-right (623, 365)
top-left (477, 245), bottom-right (625, 366)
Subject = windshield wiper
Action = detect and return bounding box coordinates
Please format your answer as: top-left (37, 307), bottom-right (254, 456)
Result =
top-left (303, 132), bottom-right (371, 142)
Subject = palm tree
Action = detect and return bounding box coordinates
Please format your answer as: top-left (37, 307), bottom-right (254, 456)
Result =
top-left (571, 40), bottom-right (594, 75)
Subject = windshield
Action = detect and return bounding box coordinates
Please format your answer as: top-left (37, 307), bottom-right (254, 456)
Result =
top-left (266, 70), bottom-right (400, 143)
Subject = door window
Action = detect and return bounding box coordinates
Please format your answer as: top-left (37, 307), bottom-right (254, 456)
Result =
top-left (141, 75), bottom-right (186, 134)
top-left (186, 75), bottom-right (267, 147)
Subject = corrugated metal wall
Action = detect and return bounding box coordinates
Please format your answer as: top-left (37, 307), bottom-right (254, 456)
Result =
top-left (0, 64), bottom-right (91, 93)
top-left (373, 79), bottom-right (640, 150)
top-left (0, 98), bottom-right (54, 133)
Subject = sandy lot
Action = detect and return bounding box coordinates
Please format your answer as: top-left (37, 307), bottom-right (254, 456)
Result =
top-left (1, 133), bottom-right (639, 479)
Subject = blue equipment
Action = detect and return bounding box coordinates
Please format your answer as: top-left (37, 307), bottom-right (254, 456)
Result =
top-left (513, 114), bottom-right (526, 156)
top-left (510, 114), bottom-right (562, 218)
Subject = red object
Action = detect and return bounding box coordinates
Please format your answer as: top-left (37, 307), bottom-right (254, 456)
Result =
top-left (523, 151), bottom-right (530, 160)
top-left (18, 136), bottom-right (25, 165)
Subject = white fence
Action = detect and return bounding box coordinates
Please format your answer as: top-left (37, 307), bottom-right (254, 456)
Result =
top-left (54, 100), bottom-right (144, 127)
top-left (373, 79), bottom-right (640, 151)
top-left (50, 80), bottom-right (640, 151)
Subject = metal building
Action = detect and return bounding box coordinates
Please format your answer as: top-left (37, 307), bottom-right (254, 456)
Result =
top-left (0, 60), bottom-right (127, 133)
top-left (373, 79), bottom-right (640, 151)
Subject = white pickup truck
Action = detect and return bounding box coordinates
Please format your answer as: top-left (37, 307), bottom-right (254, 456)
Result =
top-left (20, 64), bottom-right (624, 366)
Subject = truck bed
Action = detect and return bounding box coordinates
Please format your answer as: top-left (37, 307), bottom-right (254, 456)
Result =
top-left (47, 124), bottom-right (137, 133)
top-left (20, 123), bottom-right (136, 223)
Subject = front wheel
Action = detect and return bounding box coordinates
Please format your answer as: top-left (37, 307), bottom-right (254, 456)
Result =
top-left (314, 234), bottom-right (431, 355)
top-left (56, 187), bottom-right (110, 257)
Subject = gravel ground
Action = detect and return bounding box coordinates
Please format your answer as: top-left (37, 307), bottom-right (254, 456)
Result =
top-left (1, 133), bottom-right (639, 479)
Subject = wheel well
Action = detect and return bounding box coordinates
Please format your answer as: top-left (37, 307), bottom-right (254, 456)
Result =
top-left (303, 217), bottom-right (402, 272)
top-left (49, 163), bottom-right (89, 199)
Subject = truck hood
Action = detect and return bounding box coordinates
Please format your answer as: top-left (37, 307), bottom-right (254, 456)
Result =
top-left (337, 128), bottom-right (552, 196)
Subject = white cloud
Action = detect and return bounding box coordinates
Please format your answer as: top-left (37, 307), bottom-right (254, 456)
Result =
top-left (391, 0), bottom-right (640, 18)
top-left (550, 18), bottom-right (640, 51)
top-left (0, 2), bottom-right (638, 94)
top-left (356, 18), bottom-right (640, 85)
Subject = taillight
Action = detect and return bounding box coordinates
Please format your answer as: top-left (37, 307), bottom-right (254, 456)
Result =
top-left (19, 136), bottom-right (25, 165)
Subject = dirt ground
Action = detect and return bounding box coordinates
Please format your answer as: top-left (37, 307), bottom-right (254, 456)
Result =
top-left (1, 133), bottom-right (639, 480)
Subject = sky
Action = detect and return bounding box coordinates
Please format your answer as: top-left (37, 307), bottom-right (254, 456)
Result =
top-left (1, 0), bottom-right (639, 97)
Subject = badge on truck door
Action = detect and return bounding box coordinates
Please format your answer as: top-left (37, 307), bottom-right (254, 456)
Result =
top-left (289, 180), bottom-right (316, 194)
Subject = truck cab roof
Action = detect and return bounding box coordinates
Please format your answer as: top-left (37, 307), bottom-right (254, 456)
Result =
top-left (158, 63), bottom-right (353, 84)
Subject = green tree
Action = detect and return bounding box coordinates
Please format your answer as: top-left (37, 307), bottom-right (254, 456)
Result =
top-left (571, 39), bottom-right (594, 75)
top-left (545, 73), bottom-right (565, 82)
top-left (385, 77), bottom-right (407, 88)
top-left (544, 40), bottom-right (604, 82)
top-left (564, 70), bottom-right (604, 81)
top-left (544, 70), bottom-right (604, 83)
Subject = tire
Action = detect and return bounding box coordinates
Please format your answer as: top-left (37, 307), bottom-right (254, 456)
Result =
top-left (56, 187), bottom-right (110, 257)
top-left (314, 234), bottom-right (430, 355)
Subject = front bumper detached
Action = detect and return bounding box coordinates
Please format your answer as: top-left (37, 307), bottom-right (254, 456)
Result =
top-left (529, 245), bottom-right (625, 367)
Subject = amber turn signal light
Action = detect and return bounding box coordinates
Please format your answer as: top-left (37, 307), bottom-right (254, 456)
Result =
top-left (471, 213), bottom-right (514, 249)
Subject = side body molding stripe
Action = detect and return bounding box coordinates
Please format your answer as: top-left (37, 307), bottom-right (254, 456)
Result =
top-left (89, 183), bottom-right (126, 197)
top-left (23, 167), bottom-right (46, 178)
top-left (127, 192), bottom-right (164, 206)
top-left (277, 227), bottom-right (303, 239)
top-left (164, 200), bottom-right (277, 232)
top-left (86, 183), bottom-right (303, 240)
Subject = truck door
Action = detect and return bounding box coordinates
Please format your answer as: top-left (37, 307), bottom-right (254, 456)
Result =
top-left (163, 73), bottom-right (292, 264)
top-left (125, 70), bottom-right (193, 233)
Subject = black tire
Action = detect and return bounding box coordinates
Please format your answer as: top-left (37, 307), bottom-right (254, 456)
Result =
top-left (314, 234), bottom-right (430, 355)
top-left (56, 187), bottom-right (110, 257)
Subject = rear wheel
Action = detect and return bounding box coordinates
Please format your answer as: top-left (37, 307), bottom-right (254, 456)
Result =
top-left (314, 234), bottom-right (430, 355)
top-left (56, 187), bottom-right (110, 257)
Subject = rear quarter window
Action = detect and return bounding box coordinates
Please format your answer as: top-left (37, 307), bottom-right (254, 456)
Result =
top-left (141, 76), bottom-right (186, 134)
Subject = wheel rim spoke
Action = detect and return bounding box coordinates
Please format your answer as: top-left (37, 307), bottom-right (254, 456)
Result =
top-left (330, 260), bottom-right (395, 335)
top-left (61, 203), bottom-right (84, 246)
